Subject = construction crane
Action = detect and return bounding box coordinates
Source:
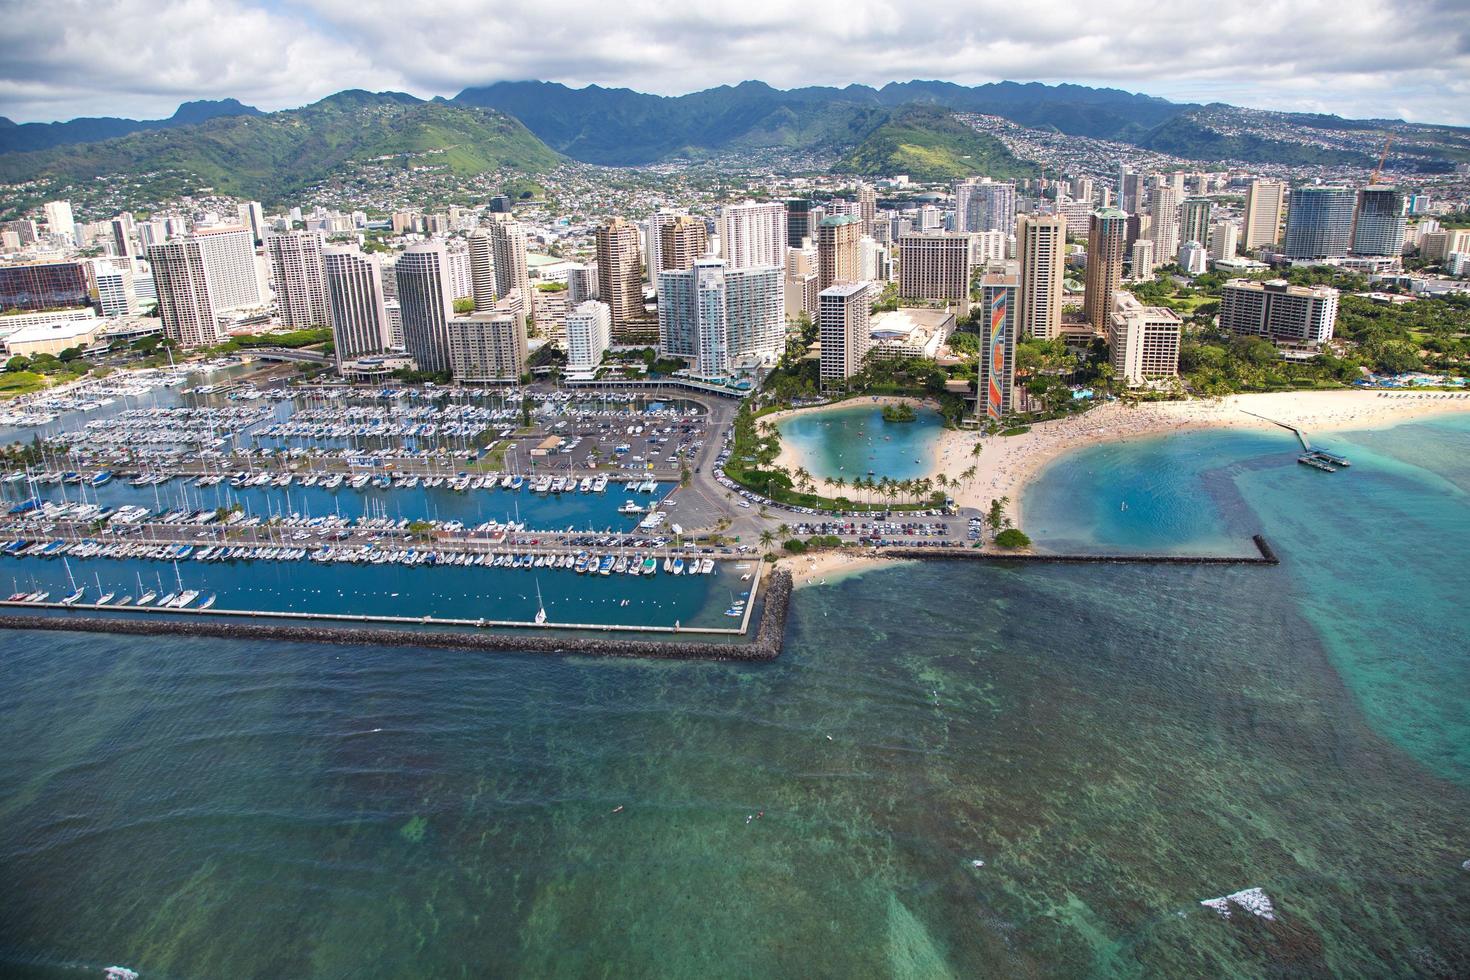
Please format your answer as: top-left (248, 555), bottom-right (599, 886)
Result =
top-left (1369, 136), bottom-right (1394, 185)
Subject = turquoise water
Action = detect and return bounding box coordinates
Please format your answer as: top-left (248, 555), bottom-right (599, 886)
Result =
top-left (3, 415), bottom-right (1469, 976)
top-left (1024, 413), bottom-right (1470, 783)
top-left (775, 403), bottom-right (944, 482)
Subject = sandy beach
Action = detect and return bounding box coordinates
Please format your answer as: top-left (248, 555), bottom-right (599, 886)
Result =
top-left (768, 390), bottom-right (1470, 525)
top-left (779, 549), bottom-right (907, 588)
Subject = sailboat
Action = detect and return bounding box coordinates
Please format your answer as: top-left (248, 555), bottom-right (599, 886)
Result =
top-left (136, 572), bottom-right (157, 606)
top-left (534, 579), bottom-right (548, 625)
top-left (59, 557), bottom-right (84, 605)
top-left (94, 572), bottom-right (115, 606)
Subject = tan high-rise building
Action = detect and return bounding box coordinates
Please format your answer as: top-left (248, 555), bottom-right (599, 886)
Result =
top-left (596, 218), bottom-right (648, 341)
top-left (1016, 214), bottom-right (1065, 340)
top-left (487, 217), bottom-right (530, 317)
top-left (856, 183), bottom-right (878, 235)
top-left (1243, 180), bottom-right (1286, 250)
top-left (1109, 291), bottom-right (1181, 386)
top-left (658, 216), bottom-right (709, 273)
top-left (1150, 185), bottom-right (1181, 263)
top-left (148, 238), bottom-right (222, 349)
top-left (897, 232), bottom-right (970, 303)
top-left (266, 230), bottom-right (329, 329)
top-left (448, 298), bottom-right (527, 384)
top-left (818, 281), bottom-right (872, 388)
top-left (1084, 209), bottom-right (1128, 334)
top-left (817, 216), bottom-right (862, 291)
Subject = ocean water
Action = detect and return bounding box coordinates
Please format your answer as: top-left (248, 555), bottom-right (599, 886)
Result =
top-left (775, 403), bottom-right (944, 482)
top-left (3, 416), bottom-right (1469, 977)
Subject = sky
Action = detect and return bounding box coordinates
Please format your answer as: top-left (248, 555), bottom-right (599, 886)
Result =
top-left (1, 0), bottom-right (1467, 127)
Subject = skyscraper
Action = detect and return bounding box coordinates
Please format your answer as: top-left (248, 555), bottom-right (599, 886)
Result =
top-left (1109, 291), bottom-right (1181, 386)
top-left (1284, 187), bottom-right (1356, 260)
top-left (954, 179), bottom-right (1016, 233)
top-left (659, 216), bottom-right (709, 273)
top-left (979, 271), bottom-right (1017, 420)
top-left (565, 300), bottom-right (612, 372)
top-left (657, 258), bottom-right (783, 378)
top-left (1084, 209), bottom-right (1128, 333)
top-left (719, 201), bottom-right (787, 269)
top-left (1180, 197), bottom-right (1212, 251)
top-left (897, 233), bottom-right (970, 303)
top-left (1351, 187), bottom-right (1408, 257)
top-left (818, 281), bottom-right (872, 388)
top-left (394, 243), bottom-right (455, 373)
top-left (488, 217), bottom-right (531, 316)
top-left (323, 247), bottom-right (392, 367)
top-left (785, 200), bottom-right (820, 249)
top-left (1016, 214), bottom-right (1066, 341)
top-left (596, 218), bottom-right (647, 341)
top-left (1208, 221), bottom-right (1239, 263)
top-left (644, 209), bottom-right (684, 280)
top-left (817, 216), bottom-right (862, 290)
top-left (1131, 239), bottom-right (1156, 279)
top-left (1150, 185), bottom-right (1180, 264)
top-left (148, 239), bottom-right (221, 349)
top-left (1242, 180), bottom-right (1286, 250)
top-left (43, 201), bottom-right (75, 241)
top-left (1119, 172), bottom-right (1146, 215)
top-left (266, 231), bottom-right (329, 329)
top-left (192, 225), bottom-right (260, 311)
top-left (238, 202), bottom-right (266, 244)
top-left (467, 231), bottom-right (497, 312)
top-left (856, 183), bottom-right (878, 236)
top-left (90, 259), bottom-right (137, 318)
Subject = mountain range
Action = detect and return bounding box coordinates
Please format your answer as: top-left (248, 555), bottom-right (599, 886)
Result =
top-left (1, 80), bottom-right (1466, 212)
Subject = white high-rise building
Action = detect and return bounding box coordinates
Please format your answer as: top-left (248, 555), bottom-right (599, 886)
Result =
top-left (394, 243), bottom-right (455, 373)
top-left (1208, 221), bottom-right (1239, 263)
top-left (90, 259), bottom-right (137, 318)
top-left (1109, 291), bottom-right (1181, 386)
top-left (645, 209), bottom-right (685, 280)
top-left (818, 281), bottom-right (872, 387)
top-left (954, 180), bottom-right (1016, 233)
top-left (266, 231), bottom-right (329, 329)
top-left (446, 247), bottom-right (473, 302)
top-left (192, 225), bottom-right (260, 311)
top-left (565, 262), bottom-right (598, 304)
top-left (323, 247), bottom-right (392, 367)
top-left (657, 258), bottom-right (783, 378)
top-left (148, 239), bottom-right (221, 349)
top-left (43, 201), bottom-right (75, 241)
top-left (1178, 240), bottom-right (1209, 275)
top-left (565, 300), bottom-right (612, 372)
top-left (1131, 239), bottom-right (1156, 279)
top-left (719, 201), bottom-right (787, 270)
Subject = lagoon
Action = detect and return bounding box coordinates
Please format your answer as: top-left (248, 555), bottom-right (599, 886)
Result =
top-left (774, 401), bottom-right (945, 482)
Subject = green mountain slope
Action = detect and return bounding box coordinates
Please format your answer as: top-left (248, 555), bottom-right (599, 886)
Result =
top-left (0, 91), bottom-right (561, 205)
top-left (835, 105), bottom-right (1036, 181)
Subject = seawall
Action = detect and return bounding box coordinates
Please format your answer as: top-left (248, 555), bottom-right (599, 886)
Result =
top-left (879, 535), bottom-right (1280, 566)
top-left (0, 570), bottom-right (794, 663)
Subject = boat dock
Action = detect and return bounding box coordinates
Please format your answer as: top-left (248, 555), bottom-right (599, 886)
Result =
top-left (1241, 411), bottom-right (1352, 471)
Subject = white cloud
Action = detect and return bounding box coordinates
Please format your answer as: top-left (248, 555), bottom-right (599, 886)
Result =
top-left (0, 0), bottom-right (1466, 126)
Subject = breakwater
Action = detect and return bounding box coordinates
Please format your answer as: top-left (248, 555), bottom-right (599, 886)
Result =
top-left (880, 535), bottom-right (1280, 566)
top-left (0, 570), bottom-right (793, 662)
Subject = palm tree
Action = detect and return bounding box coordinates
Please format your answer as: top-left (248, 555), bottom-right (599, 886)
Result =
top-left (759, 529), bottom-right (775, 550)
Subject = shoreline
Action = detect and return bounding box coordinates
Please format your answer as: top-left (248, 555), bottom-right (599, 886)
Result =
top-left (780, 549), bottom-right (905, 588)
top-left (768, 390), bottom-right (1470, 526)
